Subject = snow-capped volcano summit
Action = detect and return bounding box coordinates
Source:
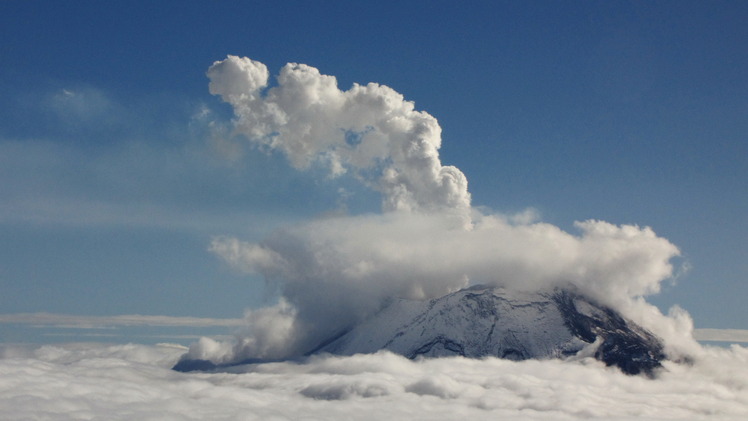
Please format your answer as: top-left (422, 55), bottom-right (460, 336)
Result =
top-left (174, 285), bottom-right (666, 376)
top-left (311, 285), bottom-right (665, 375)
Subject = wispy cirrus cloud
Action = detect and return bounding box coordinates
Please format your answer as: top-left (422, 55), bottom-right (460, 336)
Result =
top-left (0, 313), bottom-right (748, 343)
top-left (693, 328), bottom-right (748, 343)
top-left (0, 313), bottom-right (243, 329)
top-left (0, 84), bottom-right (353, 233)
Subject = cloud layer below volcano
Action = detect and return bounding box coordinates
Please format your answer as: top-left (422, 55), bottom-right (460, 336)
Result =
top-left (1, 343), bottom-right (747, 420)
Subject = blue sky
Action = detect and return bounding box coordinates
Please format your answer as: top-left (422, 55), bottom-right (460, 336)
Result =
top-left (1, 0), bottom-right (746, 343)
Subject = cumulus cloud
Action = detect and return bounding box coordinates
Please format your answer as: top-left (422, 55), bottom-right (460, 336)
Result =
top-left (187, 299), bottom-right (300, 363)
top-left (207, 211), bottom-right (691, 359)
top-left (195, 56), bottom-right (697, 363)
top-left (1, 343), bottom-right (747, 420)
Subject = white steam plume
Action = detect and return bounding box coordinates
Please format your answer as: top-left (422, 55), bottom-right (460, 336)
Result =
top-left (193, 56), bottom-right (697, 362)
top-left (207, 55), bottom-right (471, 219)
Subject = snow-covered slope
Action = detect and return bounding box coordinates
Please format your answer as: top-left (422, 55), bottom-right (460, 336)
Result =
top-left (311, 285), bottom-right (665, 375)
top-left (174, 285), bottom-right (666, 376)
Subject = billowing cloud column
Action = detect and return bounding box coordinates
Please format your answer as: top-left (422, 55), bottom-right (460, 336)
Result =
top-left (207, 56), bottom-right (471, 219)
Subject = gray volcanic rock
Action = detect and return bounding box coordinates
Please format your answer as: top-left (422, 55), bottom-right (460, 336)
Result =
top-left (311, 285), bottom-right (665, 375)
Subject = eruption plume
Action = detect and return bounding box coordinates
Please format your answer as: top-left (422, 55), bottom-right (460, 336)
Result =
top-left (207, 55), bottom-right (471, 219)
top-left (187, 56), bottom-right (698, 363)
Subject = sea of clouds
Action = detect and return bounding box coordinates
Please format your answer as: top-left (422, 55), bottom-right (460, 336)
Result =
top-left (1, 342), bottom-right (747, 420)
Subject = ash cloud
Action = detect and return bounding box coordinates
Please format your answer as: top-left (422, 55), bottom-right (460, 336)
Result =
top-left (207, 55), bottom-right (471, 219)
top-left (194, 56), bottom-right (698, 363)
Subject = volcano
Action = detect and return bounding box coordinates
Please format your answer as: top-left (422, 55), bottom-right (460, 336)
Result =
top-left (310, 285), bottom-right (665, 376)
top-left (174, 285), bottom-right (665, 376)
